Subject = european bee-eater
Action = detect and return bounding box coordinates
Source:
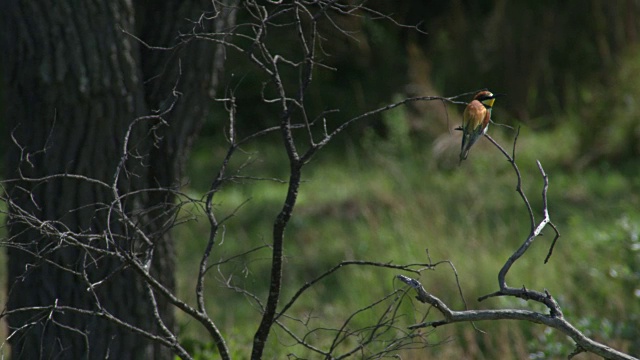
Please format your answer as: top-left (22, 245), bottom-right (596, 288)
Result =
top-left (459, 90), bottom-right (503, 162)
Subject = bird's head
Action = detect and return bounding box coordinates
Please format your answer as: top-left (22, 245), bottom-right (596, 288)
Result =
top-left (473, 91), bottom-right (504, 109)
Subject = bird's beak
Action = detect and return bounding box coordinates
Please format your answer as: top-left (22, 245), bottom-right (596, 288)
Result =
top-left (490, 93), bottom-right (506, 99)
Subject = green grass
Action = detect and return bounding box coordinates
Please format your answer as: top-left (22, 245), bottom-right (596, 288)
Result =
top-left (0, 115), bottom-right (636, 358)
top-left (174, 120), bottom-right (640, 358)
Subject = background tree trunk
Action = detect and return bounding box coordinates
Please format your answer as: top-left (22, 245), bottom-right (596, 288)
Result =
top-left (1, 1), bottom-right (231, 358)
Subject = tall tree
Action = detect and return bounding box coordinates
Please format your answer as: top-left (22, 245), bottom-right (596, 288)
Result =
top-left (1, 1), bottom-right (233, 358)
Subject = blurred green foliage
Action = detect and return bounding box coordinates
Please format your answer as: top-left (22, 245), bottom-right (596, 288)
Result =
top-left (3, 1), bottom-right (640, 358)
top-left (206, 1), bottom-right (640, 166)
top-left (177, 119), bottom-right (640, 358)
top-left (174, 1), bottom-right (640, 357)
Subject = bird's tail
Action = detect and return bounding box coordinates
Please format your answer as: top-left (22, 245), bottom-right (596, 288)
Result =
top-left (459, 134), bottom-right (470, 164)
top-left (459, 149), bottom-right (470, 165)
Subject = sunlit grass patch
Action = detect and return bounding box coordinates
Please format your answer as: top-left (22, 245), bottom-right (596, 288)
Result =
top-left (175, 118), bottom-right (640, 357)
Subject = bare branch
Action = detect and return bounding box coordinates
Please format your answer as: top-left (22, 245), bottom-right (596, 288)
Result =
top-left (394, 128), bottom-right (634, 359)
top-left (398, 276), bottom-right (637, 360)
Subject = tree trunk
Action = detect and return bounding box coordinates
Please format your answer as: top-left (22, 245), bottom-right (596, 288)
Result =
top-left (1, 1), bottom-right (231, 359)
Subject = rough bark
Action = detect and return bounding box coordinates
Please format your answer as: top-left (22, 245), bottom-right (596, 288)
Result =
top-left (1, 1), bottom-right (230, 359)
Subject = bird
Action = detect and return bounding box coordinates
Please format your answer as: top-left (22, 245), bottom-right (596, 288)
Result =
top-left (459, 90), bottom-right (503, 163)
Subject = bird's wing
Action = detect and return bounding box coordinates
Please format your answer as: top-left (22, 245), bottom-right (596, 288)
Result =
top-left (463, 100), bottom-right (487, 132)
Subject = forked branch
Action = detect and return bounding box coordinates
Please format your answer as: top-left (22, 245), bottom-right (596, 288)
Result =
top-left (396, 132), bottom-right (635, 360)
top-left (397, 275), bottom-right (635, 360)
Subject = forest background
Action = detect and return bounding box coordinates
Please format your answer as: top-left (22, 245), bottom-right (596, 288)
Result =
top-left (1, 1), bottom-right (640, 359)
